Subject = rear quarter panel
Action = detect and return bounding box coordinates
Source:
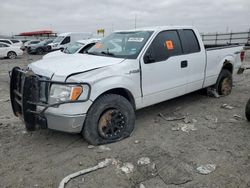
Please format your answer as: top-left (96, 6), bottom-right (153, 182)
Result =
top-left (203, 46), bottom-right (243, 87)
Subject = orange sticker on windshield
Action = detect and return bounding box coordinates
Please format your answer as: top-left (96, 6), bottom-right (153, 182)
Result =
top-left (95, 43), bottom-right (102, 48)
top-left (165, 40), bottom-right (174, 50)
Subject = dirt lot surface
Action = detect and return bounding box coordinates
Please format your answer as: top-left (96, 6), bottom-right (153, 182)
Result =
top-left (1, 51), bottom-right (250, 188)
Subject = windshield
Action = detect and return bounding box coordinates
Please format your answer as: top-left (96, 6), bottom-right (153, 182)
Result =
top-left (63, 42), bottom-right (83, 54)
top-left (87, 31), bottom-right (153, 59)
top-left (53, 36), bottom-right (65, 43)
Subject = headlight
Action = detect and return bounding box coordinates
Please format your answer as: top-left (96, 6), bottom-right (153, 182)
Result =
top-left (49, 84), bottom-right (89, 104)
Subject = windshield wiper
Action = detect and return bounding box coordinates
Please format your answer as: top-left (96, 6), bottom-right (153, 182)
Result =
top-left (101, 51), bottom-right (115, 57)
top-left (86, 51), bottom-right (99, 55)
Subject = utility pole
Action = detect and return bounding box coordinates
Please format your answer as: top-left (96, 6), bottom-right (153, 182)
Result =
top-left (134, 14), bottom-right (137, 29)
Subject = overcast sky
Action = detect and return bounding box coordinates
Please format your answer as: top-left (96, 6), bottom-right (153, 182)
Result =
top-left (0, 0), bottom-right (250, 36)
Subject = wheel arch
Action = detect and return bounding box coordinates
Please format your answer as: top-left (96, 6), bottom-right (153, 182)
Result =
top-left (222, 60), bottom-right (233, 74)
top-left (93, 88), bottom-right (136, 110)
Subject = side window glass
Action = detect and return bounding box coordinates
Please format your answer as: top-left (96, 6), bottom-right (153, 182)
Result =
top-left (61, 36), bottom-right (70, 45)
top-left (79, 43), bottom-right (96, 53)
top-left (178, 29), bottom-right (200, 54)
top-left (144, 30), bottom-right (182, 64)
top-left (0, 40), bottom-right (11, 44)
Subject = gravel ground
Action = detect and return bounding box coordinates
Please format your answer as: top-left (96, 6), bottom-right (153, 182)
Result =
top-left (0, 51), bottom-right (250, 188)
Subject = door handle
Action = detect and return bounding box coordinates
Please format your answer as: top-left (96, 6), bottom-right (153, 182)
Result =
top-left (181, 60), bottom-right (188, 68)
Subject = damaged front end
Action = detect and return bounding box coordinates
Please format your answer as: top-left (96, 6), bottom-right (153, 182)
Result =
top-left (10, 67), bottom-right (90, 131)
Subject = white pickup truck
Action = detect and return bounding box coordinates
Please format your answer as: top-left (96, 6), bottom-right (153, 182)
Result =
top-left (10, 26), bottom-right (245, 145)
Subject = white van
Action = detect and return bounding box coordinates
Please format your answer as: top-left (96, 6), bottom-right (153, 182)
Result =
top-left (48, 32), bottom-right (92, 51)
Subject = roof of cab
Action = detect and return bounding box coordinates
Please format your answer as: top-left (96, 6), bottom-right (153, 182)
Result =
top-left (114, 25), bottom-right (196, 33)
top-left (58, 32), bottom-right (92, 36)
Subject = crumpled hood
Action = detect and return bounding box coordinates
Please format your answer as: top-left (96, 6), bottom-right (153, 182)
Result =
top-left (28, 54), bottom-right (124, 79)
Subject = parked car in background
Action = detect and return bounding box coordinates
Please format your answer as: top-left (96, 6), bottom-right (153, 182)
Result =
top-left (0, 42), bottom-right (23, 59)
top-left (10, 26), bottom-right (245, 145)
top-left (43, 38), bottom-right (100, 59)
top-left (23, 40), bottom-right (41, 50)
top-left (48, 32), bottom-right (93, 51)
top-left (0, 39), bottom-right (23, 47)
top-left (246, 98), bottom-right (250, 121)
top-left (27, 39), bottom-right (54, 55)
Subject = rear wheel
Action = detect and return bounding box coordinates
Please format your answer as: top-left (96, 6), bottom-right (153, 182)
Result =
top-left (82, 94), bottom-right (135, 145)
top-left (215, 69), bottom-right (232, 96)
top-left (246, 98), bottom-right (250, 121)
top-left (7, 51), bottom-right (17, 59)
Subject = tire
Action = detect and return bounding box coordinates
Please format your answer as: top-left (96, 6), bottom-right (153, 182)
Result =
top-left (214, 69), bottom-right (233, 96)
top-left (246, 98), bottom-right (250, 121)
top-left (7, 51), bottom-right (17, 59)
top-left (36, 48), bottom-right (44, 55)
top-left (82, 94), bottom-right (135, 145)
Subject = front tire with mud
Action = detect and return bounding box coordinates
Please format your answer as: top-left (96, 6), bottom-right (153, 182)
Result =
top-left (246, 98), bottom-right (250, 121)
top-left (214, 69), bottom-right (233, 96)
top-left (82, 94), bottom-right (135, 145)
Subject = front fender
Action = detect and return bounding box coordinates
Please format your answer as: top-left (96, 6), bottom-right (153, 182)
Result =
top-left (89, 75), bottom-right (141, 104)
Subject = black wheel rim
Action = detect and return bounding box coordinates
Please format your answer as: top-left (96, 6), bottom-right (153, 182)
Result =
top-left (98, 109), bottom-right (127, 139)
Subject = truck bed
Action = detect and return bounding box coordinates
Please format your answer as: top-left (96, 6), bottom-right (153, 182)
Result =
top-left (204, 44), bottom-right (241, 50)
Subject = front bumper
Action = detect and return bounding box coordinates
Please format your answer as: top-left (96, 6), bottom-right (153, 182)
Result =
top-left (46, 112), bottom-right (86, 133)
top-left (10, 67), bottom-right (90, 133)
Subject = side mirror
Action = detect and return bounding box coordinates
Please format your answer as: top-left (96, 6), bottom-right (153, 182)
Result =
top-left (144, 52), bottom-right (155, 64)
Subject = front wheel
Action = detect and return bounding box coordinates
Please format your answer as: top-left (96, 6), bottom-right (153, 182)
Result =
top-left (82, 94), bottom-right (135, 145)
top-left (7, 51), bottom-right (17, 59)
top-left (214, 69), bottom-right (233, 96)
top-left (246, 98), bottom-right (250, 121)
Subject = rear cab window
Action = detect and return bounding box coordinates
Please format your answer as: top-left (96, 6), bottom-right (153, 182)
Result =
top-left (178, 29), bottom-right (200, 54)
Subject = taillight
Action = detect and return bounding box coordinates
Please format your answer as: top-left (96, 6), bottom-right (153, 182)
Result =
top-left (240, 51), bottom-right (245, 62)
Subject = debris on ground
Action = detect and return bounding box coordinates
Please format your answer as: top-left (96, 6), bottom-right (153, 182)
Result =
top-left (205, 115), bottom-right (218, 123)
top-left (119, 162), bottom-right (134, 174)
top-left (183, 117), bottom-right (191, 124)
top-left (221, 104), bottom-right (234, 110)
top-left (233, 114), bottom-right (243, 120)
top-left (158, 113), bottom-right (185, 121)
top-left (206, 123), bottom-right (218, 129)
top-left (192, 119), bottom-right (198, 123)
top-left (207, 87), bottom-right (220, 98)
top-left (0, 98), bottom-right (10, 102)
top-left (87, 145), bottom-right (95, 149)
top-left (157, 159), bottom-right (193, 185)
top-left (97, 145), bottom-right (111, 153)
top-left (58, 158), bottom-right (115, 188)
top-left (139, 183), bottom-right (146, 188)
top-left (196, 164), bottom-right (216, 175)
top-left (172, 124), bottom-right (197, 132)
top-left (137, 157), bottom-right (151, 165)
top-left (134, 140), bottom-right (140, 144)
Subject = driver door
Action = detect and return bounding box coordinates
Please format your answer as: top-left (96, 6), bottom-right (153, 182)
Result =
top-left (140, 30), bottom-right (188, 107)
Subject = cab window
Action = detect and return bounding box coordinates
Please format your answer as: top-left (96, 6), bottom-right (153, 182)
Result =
top-left (144, 30), bottom-right (182, 64)
top-left (61, 36), bottom-right (70, 45)
top-left (178, 29), bottom-right (200, 54)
